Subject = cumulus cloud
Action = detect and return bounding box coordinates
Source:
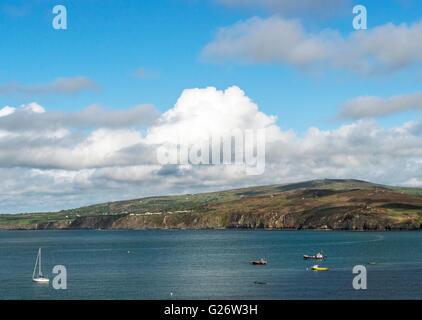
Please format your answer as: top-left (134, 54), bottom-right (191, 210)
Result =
top-left (146, 86), bottom-right (277, 144)
top-left (1, 86), bottom-right (422, 213)
top-left (339, 92), bottom-right (422, 119)
top-left (0, 77), bottom-right (99, 96)
top-left (201, 16), bottom-right (422, 75)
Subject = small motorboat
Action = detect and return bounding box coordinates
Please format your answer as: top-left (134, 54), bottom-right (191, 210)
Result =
top-left (251, 259), bottom-right (267, 265)
top-left (311, 264), bottom-right (329, 271)
top-left (303, 252), bottom-right (325, 260)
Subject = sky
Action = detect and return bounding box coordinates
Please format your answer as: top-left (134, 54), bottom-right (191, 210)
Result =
top-left (1, 0), bottom-right (422, 213)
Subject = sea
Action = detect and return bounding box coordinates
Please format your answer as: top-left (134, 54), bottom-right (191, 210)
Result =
top-left (1, 230), bottom-right (422, 299)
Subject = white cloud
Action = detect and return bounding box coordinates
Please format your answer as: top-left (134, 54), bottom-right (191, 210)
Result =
top-left (339, 92), bottom-right (422, 119)
top-left (1, 86), bottom-right (422, 213)
top-left (0, 102), bottom-right (45, 118)
top-left (202, 17), bottom-right (332, 69)
top-left (146, 86), bottom-right (278, 144)
top-left (0, 77), bottom-right (99, 96)
top-left (0, 106), bottom-right (15, 117)
top-left (201, 16), bottom-right (422, 76)
top-left (21, 102), bottom-right (45, 113)
top-left (0, 102), bottom-right (159, 132)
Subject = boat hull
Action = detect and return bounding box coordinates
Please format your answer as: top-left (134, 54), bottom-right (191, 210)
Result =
top-left (303, 255), bottom-right (324, 260)
top-left (311, 267), bottom-right (329, 271)
top-left (33, 278), bottom-right (49, 283)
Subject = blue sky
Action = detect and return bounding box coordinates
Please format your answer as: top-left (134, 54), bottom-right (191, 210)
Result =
top-left (1, 0), bottom-right (422, 213)
top-left (1, 0), bottom-right (421, 131)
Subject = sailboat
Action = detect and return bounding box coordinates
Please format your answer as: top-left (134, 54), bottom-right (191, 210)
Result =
top-left (32, 248), bottom-right (49, 283)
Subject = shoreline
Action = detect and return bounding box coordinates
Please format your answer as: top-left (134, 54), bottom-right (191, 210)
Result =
top-left (1, 227), bottom-right (422, 232)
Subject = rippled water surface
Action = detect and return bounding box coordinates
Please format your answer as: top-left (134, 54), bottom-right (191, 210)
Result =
top-left (1, 230), bottom-right (421, 299)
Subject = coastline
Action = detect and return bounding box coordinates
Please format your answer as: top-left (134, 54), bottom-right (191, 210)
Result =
top-left (2, 179), bottom-right (422, 232)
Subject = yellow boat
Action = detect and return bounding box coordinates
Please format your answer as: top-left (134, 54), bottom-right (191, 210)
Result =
top-left (311, 265), bottom-right (329, 271)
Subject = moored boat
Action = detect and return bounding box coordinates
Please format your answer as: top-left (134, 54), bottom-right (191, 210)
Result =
top-left (303, 252), bottom-right (325, 260)
top-left (251, 258), bottom-right (267, 265)
top-left (32, 248), bottom-right (49, 283)
top-left (311, 264), bottom-right (329, 271)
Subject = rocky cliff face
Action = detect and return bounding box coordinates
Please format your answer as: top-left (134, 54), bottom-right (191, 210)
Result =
top-left (12, 209), bottom-right (419, 231)
top-left (107, 210), bottom-right (421, 230)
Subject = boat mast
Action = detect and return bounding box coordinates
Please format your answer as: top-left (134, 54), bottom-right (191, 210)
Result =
top-left (38, 248), bottom-right (42, 276)
top-left (32, 249), bottom-right (39, 279)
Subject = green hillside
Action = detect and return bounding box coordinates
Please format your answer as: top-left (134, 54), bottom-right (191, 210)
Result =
top-left (1, 179), bottom-right (422, 230)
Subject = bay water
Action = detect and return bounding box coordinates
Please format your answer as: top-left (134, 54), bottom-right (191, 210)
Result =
top-left (1, 230), bottom-right (421, 299)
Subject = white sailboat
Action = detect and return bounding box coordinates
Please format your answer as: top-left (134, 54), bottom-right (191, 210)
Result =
top-left (32, 248), bottom-right (49, 283)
